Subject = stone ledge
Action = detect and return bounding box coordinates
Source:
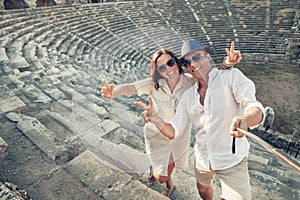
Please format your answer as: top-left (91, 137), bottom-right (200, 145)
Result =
top-left (65, 150), bottom-right (168, 199)
top-left (0, 136), bottom-right (8, 161)
top-left (6, 112), bottom-right (71, 163)
top-left (0, 96), bottom-right (27, 114)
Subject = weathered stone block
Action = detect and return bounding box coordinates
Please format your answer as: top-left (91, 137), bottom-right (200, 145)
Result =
top-left (65, 150), bottom-right (167, 199)
top-left (0, 136), bottom-right (8, 161)
top-left (6, 112), bottom-right (68, 162)
top-left (0, 96), bottom-right (27, 114)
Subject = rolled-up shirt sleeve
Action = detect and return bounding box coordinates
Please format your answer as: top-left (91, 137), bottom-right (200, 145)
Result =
top-left (133, 78), bottom-right (153, 96)
top-left (231, 69), bottom-right (265, 127)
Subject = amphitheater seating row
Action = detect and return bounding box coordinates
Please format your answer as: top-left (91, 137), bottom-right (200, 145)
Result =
top-left (0, 0), bottom-right (299, 83)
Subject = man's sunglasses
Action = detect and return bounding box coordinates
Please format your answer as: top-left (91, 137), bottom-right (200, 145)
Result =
top-left (157, 58), bottom-right (176, 73)
top-left (179, 53), bottom-right (205, 68)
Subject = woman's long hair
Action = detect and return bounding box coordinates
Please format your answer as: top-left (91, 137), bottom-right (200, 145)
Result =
top-left (150, 48), bottom-right (183, 90)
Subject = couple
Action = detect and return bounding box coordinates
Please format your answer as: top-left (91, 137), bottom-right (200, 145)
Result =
top-left (101, 40), bottom-right (264, 199)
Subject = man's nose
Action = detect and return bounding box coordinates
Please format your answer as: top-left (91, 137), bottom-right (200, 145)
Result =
top-left (191, 61), bottom-right (199, 68)
top-left (189, 61), bottom-right (196, 68)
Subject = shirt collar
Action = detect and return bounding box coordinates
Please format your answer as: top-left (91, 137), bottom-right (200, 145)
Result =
top-left (158, 74), bottom-right (187, 93)
top-left (193, 68), bottom-right (218, 88)
top-left (209, 68), bottom-right (219, 79)
top-left (158, 78), bottom-right (167, 87)
top-left (158, 74), bottom-right (185, 89)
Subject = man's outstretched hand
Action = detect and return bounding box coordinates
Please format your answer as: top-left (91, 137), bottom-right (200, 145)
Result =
top-left (230, 116), bottom-right (248, 138)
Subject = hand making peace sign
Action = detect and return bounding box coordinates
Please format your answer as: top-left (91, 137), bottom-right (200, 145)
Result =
top-left (101, 80), bottom-right (114, 99)
top-left (134, 96), bottom-right (156, 123)
top-left (224, 41), bottom-right (242, 66)
top-left (134, 96), bottom-right (175, 139)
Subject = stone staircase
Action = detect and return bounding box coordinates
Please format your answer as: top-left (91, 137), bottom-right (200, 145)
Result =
top-left (0, 1), bottom-right (299, 199)
top-left (2, 104), bottom-right (299, 199)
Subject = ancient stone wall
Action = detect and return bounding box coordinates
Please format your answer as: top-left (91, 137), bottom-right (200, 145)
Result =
top-left (2, 0), bottom-right (29, 10)
top-left (0, 0), bottom-right (86, 9)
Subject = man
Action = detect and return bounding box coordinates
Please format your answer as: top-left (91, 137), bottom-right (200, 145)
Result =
top-left (135, 40), bottom-right (264, 200)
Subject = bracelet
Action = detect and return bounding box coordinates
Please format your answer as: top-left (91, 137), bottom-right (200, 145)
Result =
top-left (223, 56), bottom-right (233, 68)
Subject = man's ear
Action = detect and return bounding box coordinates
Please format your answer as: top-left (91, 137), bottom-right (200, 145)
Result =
top-left (206, 53), bottom-right (211, 61)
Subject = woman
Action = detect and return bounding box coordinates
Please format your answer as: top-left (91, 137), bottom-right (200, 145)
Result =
top-left (101, 44), bottom-right (240, 197)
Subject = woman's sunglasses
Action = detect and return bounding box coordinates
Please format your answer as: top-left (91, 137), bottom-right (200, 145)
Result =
top-left (179, 53), bottom-right (205, 68)
top-left (157, 58), bottom-right (176, 73)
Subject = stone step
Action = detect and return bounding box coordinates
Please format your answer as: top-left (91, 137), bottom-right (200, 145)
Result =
top-left (64, 150), bottom-right (169, 199)
top-left (26, 167), bottom-right (101, 200)
top-left (5, 105), bottom-right (299, 199)
top-left (0, 136), bottom-right (8, 161)
top-left (0, 96), bottom-right (27, 114)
